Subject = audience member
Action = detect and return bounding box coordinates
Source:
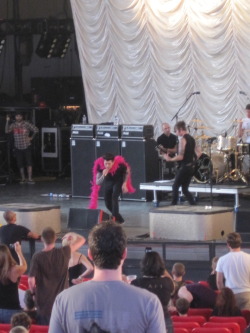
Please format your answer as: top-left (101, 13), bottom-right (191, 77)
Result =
top-left (178, 283), bottom-right (217, 308)
top-left (131, 251), bottom-right (174, 333)
top-left (0, 243), bottom-right (27, 323)
top-left (62, 235), bottom-right (94, 286)
top-left (216, 232), bottom-right (250, 310)
top-left (170, 262), bottom-right (186, 306)
top-left (207, 256), bottom-right (219, 290)
top-left (211, 287), bottom-right (242, 317)
top-left (23, 290), bottom-right (37, 322)
top-left (0, 211), bottom-right (40, 263)
top-left (28, 227), bottom-right (85, 325)
top-left (49, 222), bottom-right (165, 333)
top-left (176, 297), bottom-right (190, 316)
top-left (11, 312), bottom-right (32, 331)
top-left (9, 326), bottom-right (29, 333)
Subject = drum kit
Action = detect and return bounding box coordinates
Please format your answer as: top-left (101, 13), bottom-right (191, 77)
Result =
top-left (191, 118), bottom-right (249, 184)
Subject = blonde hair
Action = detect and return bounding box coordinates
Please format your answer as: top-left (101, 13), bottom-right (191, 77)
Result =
top-left (0, 244), bottom-right (17, 284)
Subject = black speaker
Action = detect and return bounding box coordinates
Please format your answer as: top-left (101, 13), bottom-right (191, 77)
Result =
top-left (121, 139), bottom-right (159, 200)
top-left (95, 139), bottom-right (121, 158)
top-left (68, 208), bottom-right (110, 230)
top-left (235, 208), bottom-right (250, 232)
top-left (71, 138), bottom-right (96, 197)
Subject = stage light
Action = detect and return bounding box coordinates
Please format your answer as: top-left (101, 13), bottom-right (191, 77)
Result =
top-left (36, 31), bottom-right (71, 58)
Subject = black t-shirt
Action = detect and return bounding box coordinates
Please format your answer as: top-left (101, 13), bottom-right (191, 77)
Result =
top-left (157, 133), bottom-right (177, 149)
top-left (131, 276), bottom-right (174, 317)
top-left (182, 134), bottom-right (196, 165)
top-left (98, 164), bottom-right (127, 185)
top-left (0, 224), bottom-right (30, 262)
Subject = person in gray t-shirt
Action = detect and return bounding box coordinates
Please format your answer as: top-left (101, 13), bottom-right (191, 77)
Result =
top-left (49, 222), bottom-right (165, 333)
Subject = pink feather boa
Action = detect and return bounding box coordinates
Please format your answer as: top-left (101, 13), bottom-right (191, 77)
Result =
top-left (88, 155), bottom-right (135, 209)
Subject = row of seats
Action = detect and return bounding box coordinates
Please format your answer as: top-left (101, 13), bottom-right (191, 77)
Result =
top-left (0, 324), bottom-right (49, 332)
top-left (172, 315), bottom-right (247, 333)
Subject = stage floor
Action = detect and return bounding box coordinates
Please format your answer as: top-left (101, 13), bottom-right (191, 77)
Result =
top-left (1, 176), bottom-right (250, 281)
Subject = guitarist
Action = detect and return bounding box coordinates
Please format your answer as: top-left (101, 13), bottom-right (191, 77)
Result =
top-left (164, 121), bottom-right (196, 206)
top-left (157, 123), bottom-right (178, 178)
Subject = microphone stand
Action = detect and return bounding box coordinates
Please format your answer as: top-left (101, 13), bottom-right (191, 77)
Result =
top-left (171, 93), bottom-right (194, 122)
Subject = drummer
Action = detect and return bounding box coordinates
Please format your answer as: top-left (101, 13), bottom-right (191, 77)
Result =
top-left (238, 104), bottom-right (250, 144)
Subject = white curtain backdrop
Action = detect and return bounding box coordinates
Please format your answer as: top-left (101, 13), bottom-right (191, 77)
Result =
top-left (70, 0), bottom-right (250, 139)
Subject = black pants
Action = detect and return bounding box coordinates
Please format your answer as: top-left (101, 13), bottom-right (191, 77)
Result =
top-left (104, 181), bottom-right (124, 222)
top-left (172, 165), bottom-right (195, 205)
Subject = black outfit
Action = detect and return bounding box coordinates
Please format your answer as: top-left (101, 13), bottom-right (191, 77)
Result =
top-left (68, 254), bottom-right (86, 287)
top-left (157, 133), bottom-right (178, 151)
top-left (97, 164), bottom-right (127, 223)
top-left (207, 274), bottom-right (218, 290)
top-left (172, 133), bottom-right (196, 205)
top-left (131, 276), bottom-right (174, 333)
top-left (0, 224), bottom-right (30, 262)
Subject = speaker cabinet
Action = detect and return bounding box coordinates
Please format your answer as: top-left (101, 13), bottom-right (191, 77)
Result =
top-left (95, 139), bottom-right (121, 158)
top-left (235, 208), bottom-right (250, 232)
top-left (71, 138), bottom-right (96, 197)
top-left (121, 139), bottom-right (159, 200)
top-left (68, 208), bottom-right (110, 230)
top-left (41, 127), bottom-right (71, 174)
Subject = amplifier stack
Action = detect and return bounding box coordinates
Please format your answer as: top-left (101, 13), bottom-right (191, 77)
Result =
top-left (70, 124), bottom-right (159, 200)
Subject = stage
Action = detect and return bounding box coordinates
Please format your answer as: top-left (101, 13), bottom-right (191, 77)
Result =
top-left (140, 181), bottom-right (250, 210)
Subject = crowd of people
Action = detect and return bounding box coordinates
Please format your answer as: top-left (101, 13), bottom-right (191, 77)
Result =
top-left (0, 212), bottom-right (250, 333)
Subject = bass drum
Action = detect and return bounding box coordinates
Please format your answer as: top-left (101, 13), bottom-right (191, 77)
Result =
top-left (193, 153), bottom-right (225, 183)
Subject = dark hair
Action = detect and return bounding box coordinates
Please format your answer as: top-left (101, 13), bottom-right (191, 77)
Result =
top-left (215, 287), bottom-right (239, 316)
top-left (24, 290), bottom-right (35, 310)
top-left (176, 297), bottom-right (190, 315)
top-left (141, 251), bottom-right (165, 277)
top-left (11, 312), bottom-right (32, 329)
top-left (175, 121), bottom-right (186, 131)
top-left (88, 221), bottom-right (127, 269)
top-left (246, 104), bottom-right (250, 110)
top-left (102, 153), bottom-right (115, 161)
top-left (172, 262), bottom-right (186, 277)
top-left (227, 232), bottom-right (242, 249)
top-left (41, 227), bottom-right (56, 245)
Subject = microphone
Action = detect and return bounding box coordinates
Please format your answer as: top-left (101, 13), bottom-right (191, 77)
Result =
top-left (240, 91), bottom-right (247, 96)
top-left (192, 91), bottom-right (200, 95)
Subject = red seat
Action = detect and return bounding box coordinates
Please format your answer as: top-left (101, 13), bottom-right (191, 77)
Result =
top-left (173, 321), bottom-right (200, 332)
top-left (174, 328), bottom-right (189, 333)
top-left (203, 321), bottom-right (241, 333)
top-left (30, 325), bottom-right (49, 333)
top-left (188, 308), bottom-right (213, 321)
top-left (0, 324), bottom-right (11, 331)
top-left (185, 280), bottom-right (195, 284)
top-left (192, 328), bottom-right (231, 333)
top-left (209, 316), bottom-right (247, 333)
top-left (241, 309), bottom-right (250, 325)
top-left (171, 315), bottom-right (206, 326)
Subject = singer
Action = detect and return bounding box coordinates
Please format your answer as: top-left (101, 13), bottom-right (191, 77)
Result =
top-left (238, 104), bottom-right (250, 144)
top-left (163, 121), bottom-right (196, 205)
top-left (89, 153), bottom-right (135, 223)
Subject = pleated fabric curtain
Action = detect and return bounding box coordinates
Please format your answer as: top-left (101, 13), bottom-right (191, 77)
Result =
top-left (70, 0), bottom-right (250, 138)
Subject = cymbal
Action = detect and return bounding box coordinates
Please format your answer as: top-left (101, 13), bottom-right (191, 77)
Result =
top-left (195, 134), bottom-right (211, 140)
top-left (233, 119), bottom-right (243, 123)
top-left (191, 118), bottom-right (202, 123)
top-left (195, 126), bottom-right (211, 129)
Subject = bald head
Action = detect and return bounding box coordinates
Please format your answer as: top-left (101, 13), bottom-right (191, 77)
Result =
top-left (162, 123), bottom-right (171, 136)
top-left (3, 211), bottom-right (16, 224)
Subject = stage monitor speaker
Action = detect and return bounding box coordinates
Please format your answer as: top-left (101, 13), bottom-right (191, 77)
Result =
top-left (235, 208), bottom-right (250, 233)
top-left (121, 139), bottom-right (159, 201)
top-left (68, 208), bottom-right (110, 230)
top-left (95, 139), bottom-right (121, 158)
top-left (71, 138), bottom-right (96, 197)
